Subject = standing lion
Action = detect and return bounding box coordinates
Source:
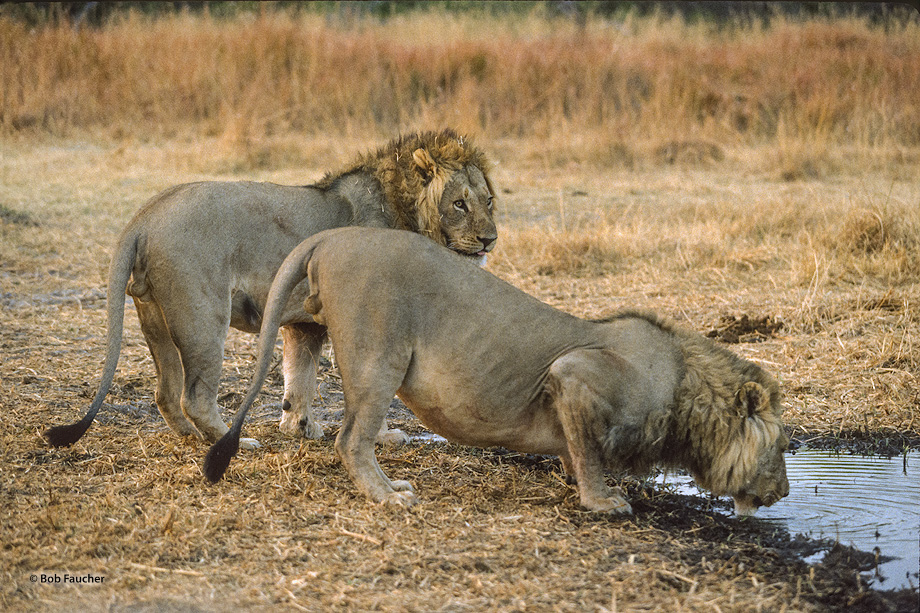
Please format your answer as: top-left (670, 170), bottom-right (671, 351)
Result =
top-left (45, 129), bottom-right (497, 449)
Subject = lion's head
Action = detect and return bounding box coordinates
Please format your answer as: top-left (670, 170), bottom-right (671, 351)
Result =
top-left (714, 381), bottom-right (790, 515)
top-left (592, 314), bottom-right (792, 516)
top-left (357, 129), bottom-right (497, 260)
top-left (673, 344), bottom-right (790, 515)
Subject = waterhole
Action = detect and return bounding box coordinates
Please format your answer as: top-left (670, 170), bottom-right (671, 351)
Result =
top-left (658, 449), bottom-right (920, 591)
top-left (410, 433), bottom-right (918, 591)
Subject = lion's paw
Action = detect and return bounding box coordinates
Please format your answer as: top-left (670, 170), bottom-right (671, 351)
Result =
top-left (733, 500), bottom-right (758, 517)
top-left (376, 428), bottom-right (409, 446)
top-left (390, 480), bottom-right (414, 492)
top-left (300, 420), bottom-right (324, 439)
top-left (279, 410), bottom-right (324, 439)
top-left (584, 493), bottom-right (633, 515)
top-left (382, 490), bottom-right (417, 508)
top-left (603, 499), bottom-right (633, 515)
top-left (239, 438), bottom-right (262, 450)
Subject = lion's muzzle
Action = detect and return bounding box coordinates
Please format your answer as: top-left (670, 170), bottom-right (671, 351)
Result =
top-left (478, 235), bottom-right (496, 254)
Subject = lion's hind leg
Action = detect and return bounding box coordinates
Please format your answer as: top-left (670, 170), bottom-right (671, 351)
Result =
top-left (335, 398), bottom-right (417, 507)
top-left (547, 350), bottom-right (635, 515)
top-left (159, 294), bottom-right (237, 445)
top-left (334, 359), bottom-right (417, 507)
top-left (280, 323), bottom-right (409, 446)
top-left (134, 299), bottom-right (199, 439)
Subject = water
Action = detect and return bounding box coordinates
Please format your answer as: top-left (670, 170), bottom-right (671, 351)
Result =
top-left (410, 432), bottom-right (919, 590)
top-left (412, 432), bottom-right (449, 444)
top-left (658, 449), bottom-right (920, 591)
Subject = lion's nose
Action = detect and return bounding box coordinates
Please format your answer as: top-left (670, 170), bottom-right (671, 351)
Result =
top-left (479, 236), bottom-right (496, 252)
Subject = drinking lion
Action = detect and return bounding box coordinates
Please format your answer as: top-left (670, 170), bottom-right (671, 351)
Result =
top-left (205, 227), bottom-right (789, 515)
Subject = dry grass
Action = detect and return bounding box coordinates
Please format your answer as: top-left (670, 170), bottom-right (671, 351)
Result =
top-left (1, 133), bottom-right (917, 612)
top-left (2, 9), bottom-right (918, 151)
top-left (1, 8), bottom-right (919, 612)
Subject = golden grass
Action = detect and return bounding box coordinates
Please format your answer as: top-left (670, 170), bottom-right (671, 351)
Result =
top-left (2, 137), bottom-right (917, 613)
top-left (2, 8), bottom-right (918, 154)
top-left (1, 8), bottom-right (918, 612)
top-left (490, 166), bottom-right (920, 286)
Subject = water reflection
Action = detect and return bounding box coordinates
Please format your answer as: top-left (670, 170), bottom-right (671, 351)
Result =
top-left (658, 449), bottom-right (920, 591)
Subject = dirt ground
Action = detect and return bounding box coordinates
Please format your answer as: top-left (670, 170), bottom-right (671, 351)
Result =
top-left (1, 137), bottom-right (918, 612)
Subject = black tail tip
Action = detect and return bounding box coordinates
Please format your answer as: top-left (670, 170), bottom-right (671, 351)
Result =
top-left (43, 421), bottom-right (91, 448)
top-left (203, 432), bottom-right (240, 484)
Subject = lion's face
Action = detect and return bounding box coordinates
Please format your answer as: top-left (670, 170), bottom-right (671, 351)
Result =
top-left (689, 379), bottom-right (790, 516)
top-left (410, 143), bottom-right (497, 262)
top-left (437, 165), bottom-right (497, 260)
top-left (731, 428), bottom-right (790, 516)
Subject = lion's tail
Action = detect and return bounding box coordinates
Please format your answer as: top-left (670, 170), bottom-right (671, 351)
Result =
top-left (44, 229), bottom-right (140, 447)
top-left (204, 238), bottom-right (321, 483)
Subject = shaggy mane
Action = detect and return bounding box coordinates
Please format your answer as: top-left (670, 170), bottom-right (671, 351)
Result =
top-left (666, 330), bottom-right (784, 496)
top-left (600, 309), bottom-right (784, 495)
top-left (316, 129), bottom-right (493, 246)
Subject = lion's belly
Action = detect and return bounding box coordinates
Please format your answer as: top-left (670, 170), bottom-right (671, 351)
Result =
top-left (229, 278), bottom-right (314, 333)
top-left (394, 331), bottom-right (580, 457)
top-left (397, 391), bottom-right (567, 457)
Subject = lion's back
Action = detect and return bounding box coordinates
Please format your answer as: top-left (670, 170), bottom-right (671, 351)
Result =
top-left (306, 227), bottom-right (594, 371)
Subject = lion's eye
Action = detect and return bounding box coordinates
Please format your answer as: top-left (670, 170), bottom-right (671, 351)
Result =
top-left (487, 196), bottom-right (494, 210)
top-left (453, 199), bottom-right (468, 213)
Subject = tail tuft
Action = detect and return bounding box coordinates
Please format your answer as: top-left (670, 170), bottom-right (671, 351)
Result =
top-left (43, 416), bottom-right (93, 448)
top-left (203, 430), bottom-right (241, 483)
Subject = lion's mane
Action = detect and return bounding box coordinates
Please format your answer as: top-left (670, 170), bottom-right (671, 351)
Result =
top-left (317, 129), bottom-right (494, 246)
top-left (600, 310), bottom-right (784, 496)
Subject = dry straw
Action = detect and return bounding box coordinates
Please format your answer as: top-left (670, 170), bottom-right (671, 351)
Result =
top-left (1, 7), bottom-right (918, 612)
top-left (1, 8), bottom-right (918, 152)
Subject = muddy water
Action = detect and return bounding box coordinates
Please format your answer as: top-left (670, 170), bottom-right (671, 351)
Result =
top-left (658, 449), bottom-right (920, 591)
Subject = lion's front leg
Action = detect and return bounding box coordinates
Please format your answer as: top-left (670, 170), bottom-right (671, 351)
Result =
top-left (279, 323), bottom-right (326, 439)
top-left (548, 351), bottom-right (633, 515)
top-left (566, 454), bottom-right (632, 514)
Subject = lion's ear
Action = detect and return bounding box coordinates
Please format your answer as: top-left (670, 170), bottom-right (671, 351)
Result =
top-left (735, 381), bottom-right (767, 419)
top-left (412, 148), bottom-right (437, 183)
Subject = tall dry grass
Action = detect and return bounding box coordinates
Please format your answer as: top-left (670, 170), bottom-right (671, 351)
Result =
top-left (488, 172), bottom-right (919, 288)
top-left (2, 8), bottom-right (917, 296)
top-left (1, 9), bottom-right (918, 153)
